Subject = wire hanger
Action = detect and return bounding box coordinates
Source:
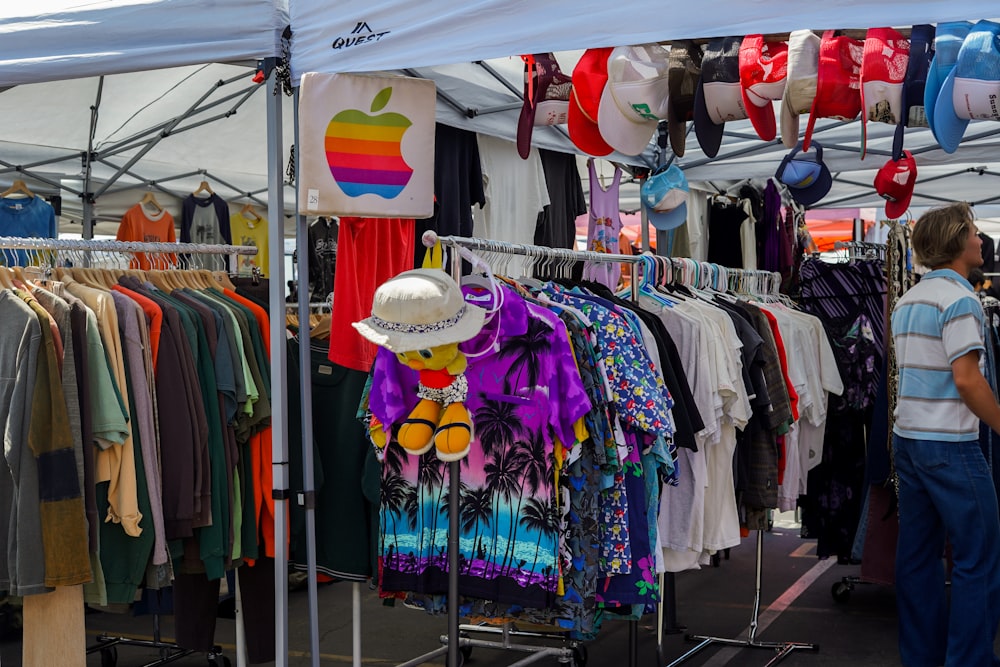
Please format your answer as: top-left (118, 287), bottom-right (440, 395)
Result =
top-left (2, 179), bottom-right (34, 199)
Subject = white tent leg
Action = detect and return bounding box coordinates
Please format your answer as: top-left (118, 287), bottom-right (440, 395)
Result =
top-left (266, 60), bottom-right (291, 667)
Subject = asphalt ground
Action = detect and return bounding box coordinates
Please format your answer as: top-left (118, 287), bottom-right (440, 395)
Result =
top-left (0, 512), bottom-right (917, 666)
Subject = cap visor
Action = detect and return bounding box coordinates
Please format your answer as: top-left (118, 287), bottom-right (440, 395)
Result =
top-left (694, 79), bottom-right (724, 158)
top-left (743, 92), bottom-right (777, 141)
top-left (932, 69), bottom-right (969, 154)
top-left (780, 93), bottom-right (801, 148)
top-left (647, 202), bottom-right (688, 230)
top-left (667, 105), bottom-right (687, 157)
top-left (923, 56), bottom-right (944, 135)
top-left (598, 85), bottom-right (657, 156)
top-left (884, 193), bottom-right (911, 219)
top-left (790, 163), bottom-right (833, 207)
top-left (568, 93), bottom-right (614, 156)
top-left (516, 97), bottom-right (536, 159)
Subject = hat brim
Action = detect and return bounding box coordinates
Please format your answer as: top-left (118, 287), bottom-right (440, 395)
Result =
top-left (568, 89), bottom-right (614, 156)
top-left (646, 201), bottom-right (688, 230)
top-left (597, 83), bottom-right (659, 156)
top-left (884, 187), bottom-right (913, 219)
top-left (780, 91), bottom-right (802, 148)
top-left (743, 91), bottom-right (778, 142)
top-left (516, 93), bottom-right (538, 159)
top-left (923, 54), bottom-right (945, 138)
top-left (931, 69), bottom-right (969, 154)
top-left (667, 103), bottom-right (688, 157)
top-left (352, 303), bottom-right (487, 353)
top-left (693, 78), bottom-right (724, 158)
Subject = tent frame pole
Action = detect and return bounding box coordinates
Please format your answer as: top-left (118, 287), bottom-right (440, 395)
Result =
top-left (292, 86), bottom-right (323, 667)
top-left (265, 59), bottom-right (291, 667)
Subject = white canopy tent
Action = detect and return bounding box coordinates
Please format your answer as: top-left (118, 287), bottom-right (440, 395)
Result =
top-left (0, 2), bottom-right (300, 665)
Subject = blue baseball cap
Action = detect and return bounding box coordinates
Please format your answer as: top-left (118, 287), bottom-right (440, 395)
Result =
top-left (924, 21), bottom-right (971, 145)
top-left (933, 20), bottom-right (1000, 154)
top-left (640, 164), bottom-right (689, 230)
top-left (896, 24), bottom-right (935, 161)
top-left (774, 140), bottom-right (832, 207)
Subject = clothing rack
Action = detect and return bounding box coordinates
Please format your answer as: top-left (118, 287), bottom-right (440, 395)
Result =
top-left (393, 234), bottom-right (643, 667)
top-left (0, 236), bottom-right (258, 667)
top-left (431, 237), bottom-right (816, 667)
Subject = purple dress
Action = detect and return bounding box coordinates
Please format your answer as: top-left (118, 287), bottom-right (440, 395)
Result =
top-left (583, 159), bottom-right (623, 288)
top-left (369, 283), bottom-right (592, 609)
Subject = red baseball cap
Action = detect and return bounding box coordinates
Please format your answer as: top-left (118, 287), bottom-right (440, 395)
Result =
top-left (569, 48), bottom-right (614, 156)
top-left (739, 35), bottom-right (788, 141)
top-left (803, 30), bottom-right (864, 151)
top-left (874, 150), bottom-right (917, 219)
top-left (859, 28), bottom-right (910, 160)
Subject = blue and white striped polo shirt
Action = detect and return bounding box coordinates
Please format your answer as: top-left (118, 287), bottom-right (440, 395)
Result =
top-left (891, 269), bottom-right (986, 442)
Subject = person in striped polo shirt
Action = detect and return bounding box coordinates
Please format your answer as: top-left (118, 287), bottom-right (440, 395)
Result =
top-left (891, 202), bottom-right (1000, 667)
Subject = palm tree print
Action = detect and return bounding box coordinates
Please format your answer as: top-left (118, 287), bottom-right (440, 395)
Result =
top-left (459, 485), bottom-right (494, 574)
top-left (499, 430), bottom-right (550, 573)
top-left (499, 316), bottom-right (550, 392)
top-left (380, 474), bottom-right (409, 566)
top-left (483, 440), bottom-right (524, 577)
top-left (519, 497), bottom-right (560, 577)
top-left (474, 395), bottom-right (519, 459)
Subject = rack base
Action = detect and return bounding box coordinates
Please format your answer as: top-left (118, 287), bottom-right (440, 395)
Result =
top-left (666, 634), bottom-right (818, 667)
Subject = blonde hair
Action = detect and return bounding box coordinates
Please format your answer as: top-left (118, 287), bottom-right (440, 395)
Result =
top-left (911, 202), bottom-right (975, 269)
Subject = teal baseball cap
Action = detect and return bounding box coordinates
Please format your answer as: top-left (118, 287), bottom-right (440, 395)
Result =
top-left (924, 21), bottom-right (972, 145)
top-left (932, 20), bottom-right (1000, 154)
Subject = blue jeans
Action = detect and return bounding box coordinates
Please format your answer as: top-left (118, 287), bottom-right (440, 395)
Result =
top-left (894, 435), bottom-right (1000, 667)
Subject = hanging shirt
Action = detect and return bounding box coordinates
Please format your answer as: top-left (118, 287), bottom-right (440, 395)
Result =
top-left (0, 195), bottom-right (56, 266)
top-left (583, 160), bottom-right (623, 288)
top-left (369, 283), bottom-right (591, 609)
top-left (535, 149), bottom-right (587, 250)
top-left (473, 134), bottom-right (549, 276)
top-left (230, 212), bottom-right (269, 277)
top-left (181, 193), bottom-right (231, 269)
top-left (116, 203), bottom-right (177, 270)
top-left (327, 217), bottom-right (414, 373)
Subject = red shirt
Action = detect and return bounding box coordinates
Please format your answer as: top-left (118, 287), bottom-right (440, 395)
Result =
top-left (327, 217), bottom-right (415, 372)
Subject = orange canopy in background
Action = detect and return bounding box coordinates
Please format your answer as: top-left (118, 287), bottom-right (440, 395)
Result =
top-left (806, 218), bottom-right (857, 252)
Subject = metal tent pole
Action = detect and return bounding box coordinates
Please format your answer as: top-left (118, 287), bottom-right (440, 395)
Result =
top-left (292, 86), bottom-right (323, 667)
top-left (265, 60), bottom-right (291, 667)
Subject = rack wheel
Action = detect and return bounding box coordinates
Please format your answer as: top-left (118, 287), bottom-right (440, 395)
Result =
top-left (572, 644), bottom-right (588, 667)
top-left (460, 645), bottom-right (473, 661)
top-left (207, 653), bottom-right (231, 667)
top-left (831, 580), bottom-right (851, 603)
top-left (99, 646), bottom-right (117, 667)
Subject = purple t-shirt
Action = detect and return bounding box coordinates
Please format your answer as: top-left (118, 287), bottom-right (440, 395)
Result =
top-left (369, 283), bottom-right (591, 608)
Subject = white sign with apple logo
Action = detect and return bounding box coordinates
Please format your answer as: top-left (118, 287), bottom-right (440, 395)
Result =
top-left (298, 72), bottom-right (436, 218)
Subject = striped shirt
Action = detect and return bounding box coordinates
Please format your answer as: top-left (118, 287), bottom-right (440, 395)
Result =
top-left (891, 269), bottom-right (985, 441)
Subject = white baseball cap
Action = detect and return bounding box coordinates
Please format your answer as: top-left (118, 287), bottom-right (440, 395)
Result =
top-left (780, 30), bottom-right (821, 148)
top-left (597, 44), bottom-right (671, 156)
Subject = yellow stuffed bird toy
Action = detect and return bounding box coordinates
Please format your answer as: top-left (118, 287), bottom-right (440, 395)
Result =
top-left (354, 269), bottom-right (486, 462)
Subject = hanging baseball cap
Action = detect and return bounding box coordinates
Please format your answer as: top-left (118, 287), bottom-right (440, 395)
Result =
top-left (569, 48), bottom-right (615, 156)
top-left (598, 44), bottom-right (671, 156)
top-left (517, 53), bottom-right (572, 159)
top-left (780, 30), bottom-right (821, 148)
top-left (666, 40), bottom-right (704, 157)
top-left (874, 150), bottom-right (917, 219)
top-left (694, 36), bottom-right (746, 158)
top-left (924, 21), bottom-right (972, 144)
top-left (896, 24), bottom-right (935, 160)
top-left (859, 28), bottom-right (909, 161)
top-left (932, 20), bottom-right (1000, 154)
top-left (739, 35), bottom-right (788, 142)
top-left (803, 31), bottom-right (863, 152)
top-left (640, 163), bottom-right (689, 230)
top-left (774, 140), bottom-right (833, 207)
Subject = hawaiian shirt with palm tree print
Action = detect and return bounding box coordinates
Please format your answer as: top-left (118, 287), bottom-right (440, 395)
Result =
top-left (369, 283), bottom-right (592, 609)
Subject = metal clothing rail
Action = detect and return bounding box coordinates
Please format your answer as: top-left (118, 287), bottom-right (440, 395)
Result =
top-left (0, 236), bottom-right (258, 255)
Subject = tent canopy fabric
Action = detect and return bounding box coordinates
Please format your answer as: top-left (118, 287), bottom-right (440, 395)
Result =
top-left (0, 1), bottom-right (289, 87)
top-left (289, 2), bottom-right (1000, 213)
top-left (289, 0), bottom-right (987, 81)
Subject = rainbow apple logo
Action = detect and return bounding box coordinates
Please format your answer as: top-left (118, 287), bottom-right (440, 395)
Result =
top-left (325, 87), bottom-right (413, 198)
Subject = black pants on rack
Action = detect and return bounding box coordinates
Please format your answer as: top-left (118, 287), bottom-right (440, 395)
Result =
top-left (174, 558), bottom-right (276, 663)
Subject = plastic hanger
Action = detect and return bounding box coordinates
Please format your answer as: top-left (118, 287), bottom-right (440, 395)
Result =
top-left (1, 179), bottom-right (34, 199)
